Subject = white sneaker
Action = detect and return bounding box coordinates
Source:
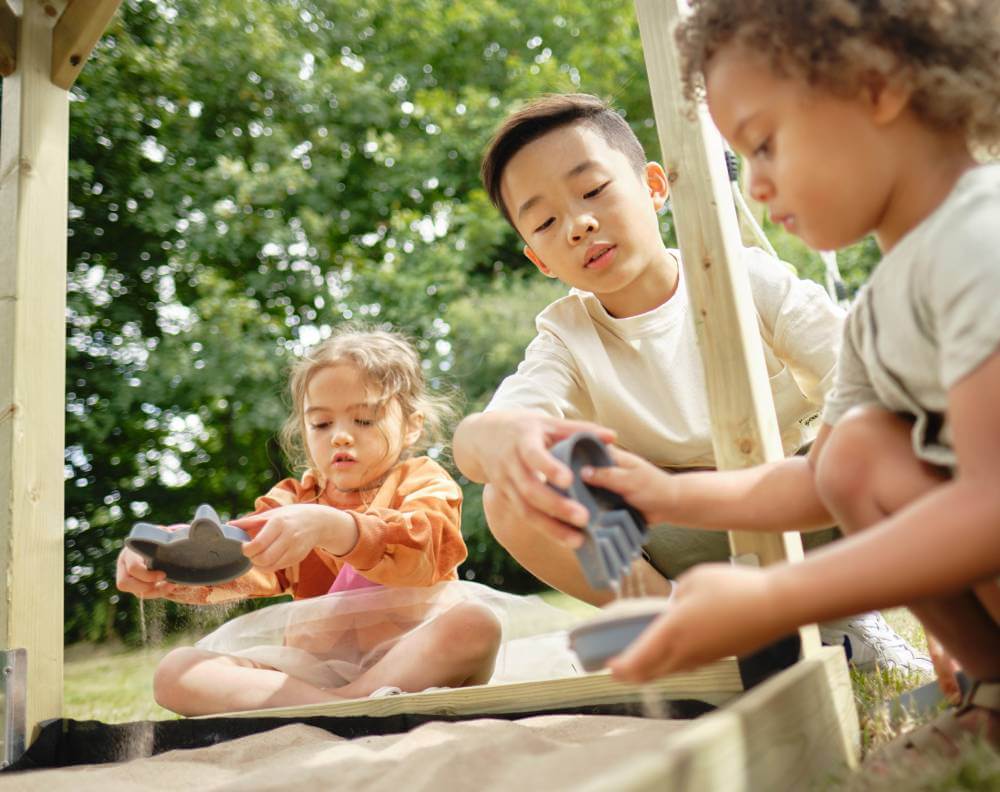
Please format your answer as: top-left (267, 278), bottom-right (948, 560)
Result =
top-left (819, 612), bottom-right (934, 674)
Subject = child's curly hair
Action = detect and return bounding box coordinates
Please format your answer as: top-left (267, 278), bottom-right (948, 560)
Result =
top-left (279, 324), bottom-right (455, 475)
top-left (676, 0), bottom-right (1000, 151)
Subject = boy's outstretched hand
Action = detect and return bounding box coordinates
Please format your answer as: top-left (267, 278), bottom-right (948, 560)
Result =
top-left (456, 410), bottom-right (617, 547)
top-left (607, 563), bottom-right (791, 681)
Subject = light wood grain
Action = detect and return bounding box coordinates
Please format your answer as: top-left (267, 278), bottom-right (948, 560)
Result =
top-left (0, 0), bottom-right (70, 739)
top-left (214, 657), bottom-right (743, 720)
top-left (51, 0), bottom-right (120, 89)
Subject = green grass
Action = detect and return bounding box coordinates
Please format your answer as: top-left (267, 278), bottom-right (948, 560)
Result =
top-left (62, 604), bottom-right (997, 789)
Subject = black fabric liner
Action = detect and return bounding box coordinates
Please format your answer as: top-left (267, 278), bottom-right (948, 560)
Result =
top-left (4, 634), bottom-right (800, 773)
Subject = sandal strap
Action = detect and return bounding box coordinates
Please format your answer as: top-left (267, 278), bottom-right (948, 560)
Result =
top-left (965, 679), bottom-right (1000, 712)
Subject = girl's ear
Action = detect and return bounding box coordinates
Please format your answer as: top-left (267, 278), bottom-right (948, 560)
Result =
top-left (403, 410), bottom-right (425, 448)
top-left (645, 162), bottom-right (670, 211)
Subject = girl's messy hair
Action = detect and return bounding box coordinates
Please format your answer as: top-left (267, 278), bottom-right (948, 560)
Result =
top-left (676, 0), bottom-right (1000, 151)
top-left (279, 324), bottom-right (456, 475)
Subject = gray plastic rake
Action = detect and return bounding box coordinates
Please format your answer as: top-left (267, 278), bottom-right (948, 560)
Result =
top-left (549, 432), bottom-right (649, 591)
top-left (125, 504), bottom-right (252, 585)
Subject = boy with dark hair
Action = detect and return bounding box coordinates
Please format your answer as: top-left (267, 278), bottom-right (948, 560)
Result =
top-left (454, 92), bottom-right (929, 672)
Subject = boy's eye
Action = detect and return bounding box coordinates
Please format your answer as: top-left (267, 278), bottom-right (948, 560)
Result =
top-left (584, 181), bottom-right (610, 199)
top-left (533, 217), bottom-right (554, 234)
top-left (752, 138), bottom-right (772, 159)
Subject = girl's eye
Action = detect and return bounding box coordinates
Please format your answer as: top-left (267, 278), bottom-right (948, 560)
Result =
top-left (753, 138), bottom-right (772, 159)
top-left (310, 422), bottom-right (330, 430)
top-left (533, 217), bottom-right (554, 234)
top-left (354, 418), bottom-right (373, 426)
top-left (584, 181), bottom-right (610, 199)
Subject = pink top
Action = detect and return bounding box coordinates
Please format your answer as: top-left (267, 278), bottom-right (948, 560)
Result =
top-left (327, 563), bottom-right (382, 594)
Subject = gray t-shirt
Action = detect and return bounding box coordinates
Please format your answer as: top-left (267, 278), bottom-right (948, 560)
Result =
top-left (823, 164), bottom-right (1000, 469)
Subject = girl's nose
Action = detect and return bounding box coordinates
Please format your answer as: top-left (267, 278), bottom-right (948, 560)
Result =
top-left (332, 429), bottom-right (353, 447)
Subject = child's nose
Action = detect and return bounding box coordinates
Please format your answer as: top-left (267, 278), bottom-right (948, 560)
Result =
top-left (568, 214), bottom-right (598, 243)
top-left (748, 167), bottom-right (773, 203)
top-left (332, 429), bottom-right (353, 446)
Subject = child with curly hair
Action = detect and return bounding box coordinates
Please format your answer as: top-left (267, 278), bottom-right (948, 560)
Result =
top-left (117, 326), bottom-right (502, 715)
top-left (583, 0), bottom-right (1000, 750)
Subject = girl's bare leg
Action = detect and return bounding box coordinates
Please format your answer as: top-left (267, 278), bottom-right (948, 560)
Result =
top-left (333, 601), bottom-right (503, 698)
top-left (153, 647), bottom-right (342, 716)
top-left (815, 406), bottom-right (1000, 680)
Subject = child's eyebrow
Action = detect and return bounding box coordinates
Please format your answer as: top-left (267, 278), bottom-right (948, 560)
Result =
top-left (731, 112), bottom-right (761, 144)
top-left (305, 402), bottom-right (380, 414)
top-left (516, 160), bottom-right (600, 220)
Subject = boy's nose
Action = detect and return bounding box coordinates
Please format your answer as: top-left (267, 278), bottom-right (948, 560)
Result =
top-left (747, 167), bottom-right (773, 204)
top-left (569, 216), bottom-right (598, 243)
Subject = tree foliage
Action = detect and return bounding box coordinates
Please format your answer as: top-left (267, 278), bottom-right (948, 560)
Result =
top-left (57, 0), bottom-right (879, 642)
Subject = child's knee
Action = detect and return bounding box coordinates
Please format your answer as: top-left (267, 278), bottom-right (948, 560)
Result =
top-left (482, 484), bottom-right (514, 545)
top-left (152, 646), bottom-right (202, 710)
top-left (815, 407), bottom-right (903, 510)
top-left (441, 601), bottom-right (502, 659)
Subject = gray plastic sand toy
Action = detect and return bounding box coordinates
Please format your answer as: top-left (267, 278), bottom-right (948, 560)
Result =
top-left (549, 432), bottom-right (649, 591)
top-left (568, 597), bottom-right (668, 672)
top-left (125, 504), bottom-right (252, 585)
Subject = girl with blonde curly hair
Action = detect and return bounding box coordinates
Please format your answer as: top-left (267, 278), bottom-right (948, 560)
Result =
top-left (583, 0), bottom-right (1000, 754)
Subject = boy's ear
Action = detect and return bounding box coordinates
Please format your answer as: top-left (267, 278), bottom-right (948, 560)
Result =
top-left (645, 162), bottom-right (670, 211)
top-left (524, 246), bottom-right (557, 278)
top-left (404, 411), bottom-right (424, 448)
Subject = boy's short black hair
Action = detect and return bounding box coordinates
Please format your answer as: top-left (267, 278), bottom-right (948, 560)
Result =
top-left (481, 93), bottom-right (648, 226)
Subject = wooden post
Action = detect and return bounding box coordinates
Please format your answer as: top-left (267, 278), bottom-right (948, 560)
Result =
top-left (633, 0), bottom-right (821, 656)
top-left (0, 0), bottom-right (70, 738)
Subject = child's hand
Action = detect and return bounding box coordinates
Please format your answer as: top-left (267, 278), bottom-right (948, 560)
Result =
top-left (115, 546), bottom-right (176, 599)
top-left (238, 504), bottom-right (358, 573)
top-left (579, 445), bottom-right (676, 525)
top-left (607, 564), bottom-right (786, 681)
top-left (479, 411), bottom-right (618, 547)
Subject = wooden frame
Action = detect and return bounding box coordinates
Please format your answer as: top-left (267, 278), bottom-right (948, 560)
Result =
top-left (0, 0), bottom-right (861, 786)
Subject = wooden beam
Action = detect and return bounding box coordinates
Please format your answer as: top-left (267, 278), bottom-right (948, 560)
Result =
top-left (50, 0), bottom-right (120, 90)
top-left (0, 0), bottom-right (69, 741)
top-left (589, 646), bottom-right (859, 789)
top-left (0, 2), bottom-right (16, 77)
top-left (634, 0), bottom-right (820, 667)
top-left (213, 657), bottom-right (744, 720)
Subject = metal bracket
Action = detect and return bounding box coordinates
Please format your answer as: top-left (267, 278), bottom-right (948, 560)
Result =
top-left (1, 648), bottom-right (27, 769)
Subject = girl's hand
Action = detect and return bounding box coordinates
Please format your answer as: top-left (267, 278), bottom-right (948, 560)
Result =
top-left (607, 563), bottom-right (787, 681)
top-left (579, 445), bottom-right (676, 525)
top-left (115, 546), bottom-right (177, 599)
top-left (236, 504), bottom-right (358, 573)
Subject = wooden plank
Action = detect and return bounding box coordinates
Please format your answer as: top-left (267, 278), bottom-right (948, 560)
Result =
top-left (50, 0), bottom-right (120, 89)
top-left (0, 0), bottom-right (69, 740)
top-left (586, 646), bottom-right (859, 790)
top-left (0, 2), bottom-right (17, 77)
top-left (633, 0), bottom-right (822, 657)
top-left (213, 657), bottom-right (744, 720)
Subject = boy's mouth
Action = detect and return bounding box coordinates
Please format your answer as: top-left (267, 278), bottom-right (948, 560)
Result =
top-left (770, 213), bottom-right (796, 232)
top-left (584, 244), bottom-right (616, 270)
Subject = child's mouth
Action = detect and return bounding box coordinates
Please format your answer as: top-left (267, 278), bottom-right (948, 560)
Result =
top-left (584, 244), bottom-right (616, 270)
top-left (333, 454), bottom-right (356, 467)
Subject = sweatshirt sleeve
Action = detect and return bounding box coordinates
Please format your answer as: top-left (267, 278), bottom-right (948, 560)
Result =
top-left (335, 459), bottom-right (467, 587)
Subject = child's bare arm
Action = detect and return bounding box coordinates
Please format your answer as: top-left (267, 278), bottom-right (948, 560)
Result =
top-left (453, 409), bottom-right (617, 544)
top-left (580, 429), bottom-right (835, 533)
top-left (610, 354), bottom-right (1000, 681)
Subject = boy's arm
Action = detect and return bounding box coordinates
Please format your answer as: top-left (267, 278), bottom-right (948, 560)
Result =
top-left (609, 352), bottom-right (1000, 681)
top-left (581, 425), bottom-right (835, 532)
top-left (453, 409), bottom-right (617, 543)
